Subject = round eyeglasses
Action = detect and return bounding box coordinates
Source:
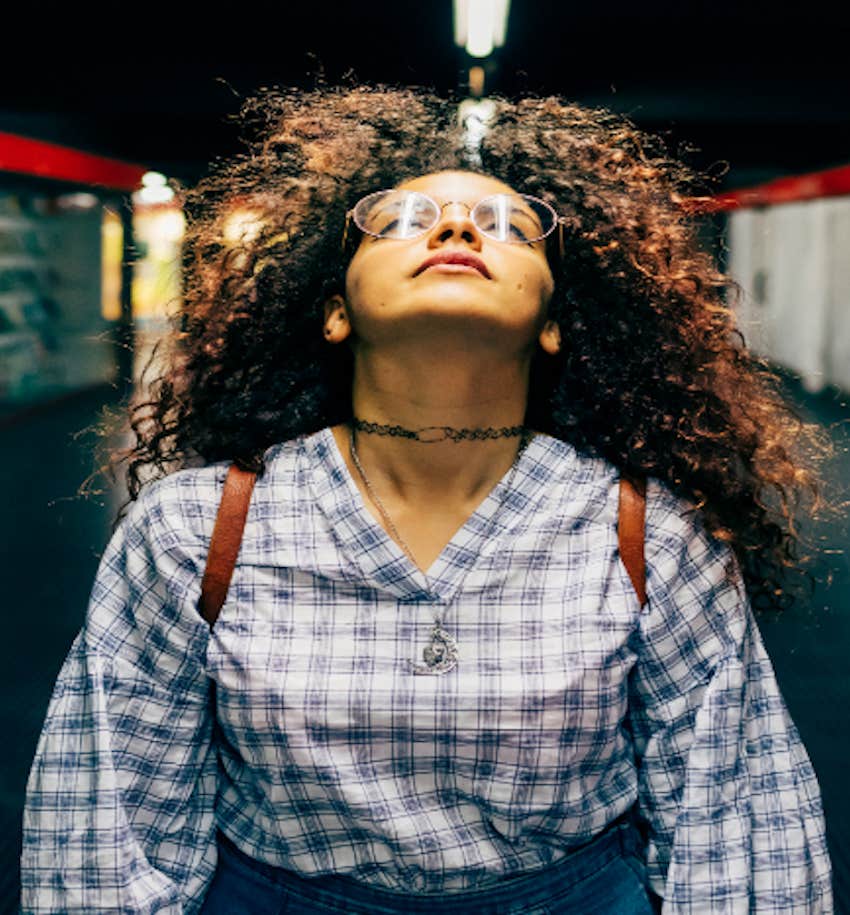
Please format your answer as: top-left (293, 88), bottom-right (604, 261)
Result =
top-left (342, 189), bottom-right (566, 257)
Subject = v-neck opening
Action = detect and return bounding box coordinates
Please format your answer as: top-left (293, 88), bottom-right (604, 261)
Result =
top-left (320, 425), bottom-right (545, 596)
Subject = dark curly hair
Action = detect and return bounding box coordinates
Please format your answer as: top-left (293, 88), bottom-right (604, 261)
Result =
top-left (87, 78), bottom-right (847, 615)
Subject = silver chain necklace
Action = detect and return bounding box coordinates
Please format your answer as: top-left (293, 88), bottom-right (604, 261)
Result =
top-left (348, 421), bottom-right (531, 676)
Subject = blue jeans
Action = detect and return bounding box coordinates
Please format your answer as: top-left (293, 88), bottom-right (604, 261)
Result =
top-left (199, 814), bottom-right (662, 914)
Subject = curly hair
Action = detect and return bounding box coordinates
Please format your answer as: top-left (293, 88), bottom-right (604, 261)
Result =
top-left (88, 78), bottom-right (847, 615)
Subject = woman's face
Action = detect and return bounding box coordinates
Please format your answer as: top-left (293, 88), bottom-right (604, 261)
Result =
top-left (336, 170), bottom-right (558, 355)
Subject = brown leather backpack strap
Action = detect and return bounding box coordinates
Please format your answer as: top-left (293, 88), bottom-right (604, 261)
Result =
top-left (198, 464), bottom-right (258, 630)
top-left (618, 472), bottom-right (647, 609)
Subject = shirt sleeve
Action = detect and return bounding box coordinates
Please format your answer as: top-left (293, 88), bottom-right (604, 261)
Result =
top-left (626, 478), bottom-right (834, 914)
top-left (20, 480), bottom-right (219, 914)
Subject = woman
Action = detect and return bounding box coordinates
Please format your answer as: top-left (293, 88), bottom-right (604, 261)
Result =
top-left (21, 82), bottom-right (839, 913)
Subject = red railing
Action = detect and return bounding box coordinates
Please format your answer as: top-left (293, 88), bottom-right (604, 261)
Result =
top-left (0, 132), bottom-right (147, 191)
top-left (2, 130), bottom-right (847, 212)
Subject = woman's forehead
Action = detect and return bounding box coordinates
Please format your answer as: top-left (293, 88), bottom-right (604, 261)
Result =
top-left (396, 170), bottom-right (515, 203)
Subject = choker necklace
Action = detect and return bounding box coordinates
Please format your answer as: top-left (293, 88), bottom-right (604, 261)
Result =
top-left (347, 418), bottom-right (531, 676)
top-left (350, 417), bottom-right (527, 444)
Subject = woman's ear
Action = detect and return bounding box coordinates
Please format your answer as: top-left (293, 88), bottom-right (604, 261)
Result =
top-left (323, 294), bottom-right (351, 343)
top-left (538, 320), bottom-right (561, 355)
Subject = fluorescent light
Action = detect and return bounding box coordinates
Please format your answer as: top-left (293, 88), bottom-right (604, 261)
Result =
top-left (467, 0), bottom-right (493, 57)
top-left (453, 0), bottom-right (510, 58)
top-left (492, 0), bottom-right (509, 46)
top-left (454, 0), bottom-right (468, 46)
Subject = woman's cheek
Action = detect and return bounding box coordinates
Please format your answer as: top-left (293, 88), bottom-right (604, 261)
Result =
top-left (514, 270), bottom-right (551, 303)
top-left (345, 271), bottom-right (362, 305)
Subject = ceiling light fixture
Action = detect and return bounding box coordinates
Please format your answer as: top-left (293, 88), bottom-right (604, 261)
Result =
top-left (453, 0), bottom-right (510, 59)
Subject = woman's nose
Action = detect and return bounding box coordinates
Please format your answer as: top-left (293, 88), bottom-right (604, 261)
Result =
top-left (428, 204), bottom-right (481, 244)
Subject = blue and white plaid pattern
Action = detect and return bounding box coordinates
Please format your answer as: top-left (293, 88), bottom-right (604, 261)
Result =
top-left (21, 427), bottom-right (833, 913)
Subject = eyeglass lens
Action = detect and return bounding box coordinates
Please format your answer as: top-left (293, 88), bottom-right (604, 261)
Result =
top-left (354, 191), bottom-right (554, 243)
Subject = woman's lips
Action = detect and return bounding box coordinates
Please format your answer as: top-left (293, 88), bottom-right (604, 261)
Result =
top-left (420, 263), bottom-right (487, 276)
top-left (413, 252), bottom-right (492, 277)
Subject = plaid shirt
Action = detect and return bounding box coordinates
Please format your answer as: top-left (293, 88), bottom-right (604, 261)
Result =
top-left (21, 427), bottom-right (833, 913)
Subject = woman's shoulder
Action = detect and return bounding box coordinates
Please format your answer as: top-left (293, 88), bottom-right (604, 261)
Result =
top-left (124, 437), bottom-right (307, 541)
top-left (640, 474), bottom-right (742, 602)
top-left (643, 475), bottom-right (716, 552)
top-left (547, 434), bottom-right (726, 569)
top-left (533, 433), bottom-right (690, 524)
top-left (115, 464), bottom-right (226, 553)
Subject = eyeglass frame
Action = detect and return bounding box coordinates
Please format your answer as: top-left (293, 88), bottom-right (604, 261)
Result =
top-left (341, 189), bottom-right (567, 261)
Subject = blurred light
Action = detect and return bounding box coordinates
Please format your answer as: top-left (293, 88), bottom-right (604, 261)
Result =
top-left (141, 171), bottom-right (167, 187)
top-left (157, 209), bottom-right (186, 243)
top-left (56, 192), bottom-right (100, 210)
top-left (453, 0), bottom-right (467, 46)
top-left (467, 1), bottom-right (493, 57)
top-left (491, 0), bottom-right (509, 45)
top-left (134, 184), bottom-right (174, 205)
top-left (101, 207), bottom-right (123, 321)
top-left (453, 0), bottom-right (510, 58)
top-left (469, 66), bottom-right (485, 97)
top-left (134, 171), bottom-right (175, 205)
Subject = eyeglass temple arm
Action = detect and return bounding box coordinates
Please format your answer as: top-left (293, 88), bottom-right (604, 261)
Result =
top-left (341, 211), bottom-right (351, 254)
top-left (550, 218), bottom-right (566, 261)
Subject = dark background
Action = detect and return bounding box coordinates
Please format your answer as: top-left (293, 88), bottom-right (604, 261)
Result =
top-left (1, 2), bottom-right (849, 189)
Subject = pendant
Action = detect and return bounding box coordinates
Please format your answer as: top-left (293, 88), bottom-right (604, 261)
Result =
top-left (410, 625), bottom-right (459, 675)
